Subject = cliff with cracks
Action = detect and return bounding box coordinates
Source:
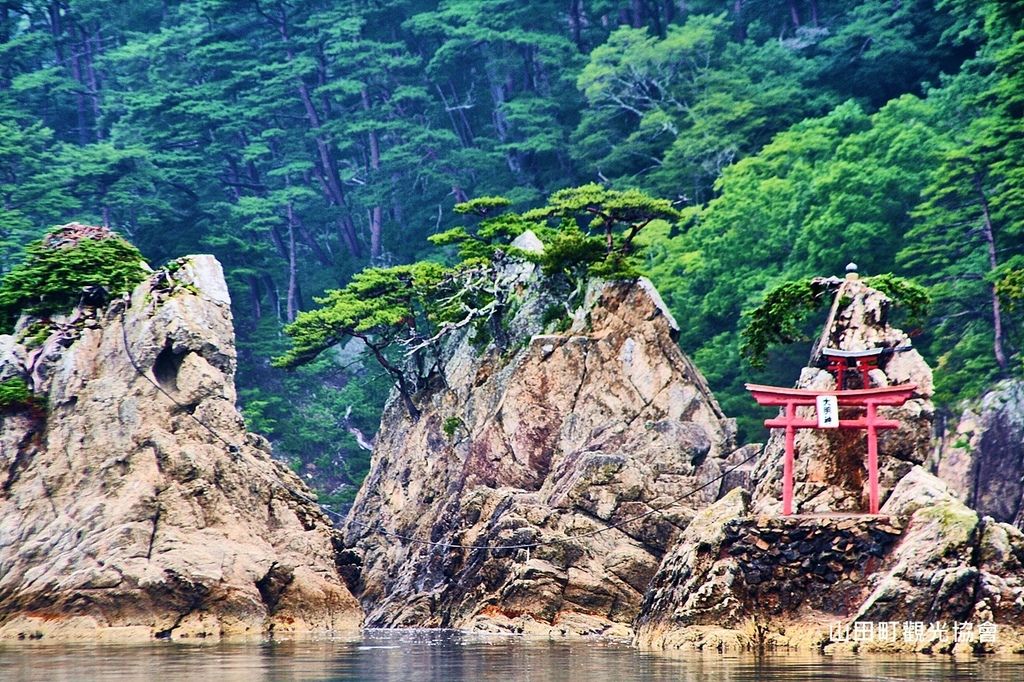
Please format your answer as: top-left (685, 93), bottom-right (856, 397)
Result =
top-left (930, 379), bottom-right (1024, 528)
top-left (4, 233), bottom-right (1023, 653)
top-left (0, 252), bottom-right (361, 641)
top-left (341, 265), bottom-right (1024, 650)
top-left (339, 247), bottom-right (756, 637)
top-left (635, 276), bottom-right (1024, 653)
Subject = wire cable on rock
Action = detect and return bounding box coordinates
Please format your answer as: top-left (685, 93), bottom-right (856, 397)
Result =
top-left (118, 296), bottom-right (763, 553)
top-left (118, 300), bottom-right (240, 457)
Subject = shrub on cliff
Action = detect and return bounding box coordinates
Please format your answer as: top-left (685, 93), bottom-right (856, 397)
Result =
top-left (740, 274), bottom-right (930, 367)
top-left (0, 377), bottom-right (39, 411)
top-left (0, 223), bottom-right (148, 332)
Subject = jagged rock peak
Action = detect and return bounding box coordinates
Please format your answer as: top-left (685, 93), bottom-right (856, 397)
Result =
top-left (341, 272), bottom-right (756, 637)
top-left (0, 254), bottom-right (361, 641)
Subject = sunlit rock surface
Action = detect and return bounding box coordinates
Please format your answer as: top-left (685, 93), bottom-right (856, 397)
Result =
top-left (341, 261), bottom-right (753, 637)
top-left (0, 254), bottom-right (361, 641)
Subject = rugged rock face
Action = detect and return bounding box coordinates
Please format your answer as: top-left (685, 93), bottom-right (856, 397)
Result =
top-left (636, 467), bottom-right (1024, 653)
top-left (0, 255), bottom-right (361, 641)
top-left (340, 260), bottom-right (754, 636)
top-left (751, 277), bottom-right (935, 514)
top-left (635, 276), bottom-right (1024, 653)
top-left (930, 379), bottom-right (1024, 528)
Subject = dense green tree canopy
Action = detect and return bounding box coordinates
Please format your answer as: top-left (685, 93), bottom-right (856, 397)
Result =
top-left (0, 224), bottom-right (147, 331)
top-left (0, 0), bottom-right (1019, 501)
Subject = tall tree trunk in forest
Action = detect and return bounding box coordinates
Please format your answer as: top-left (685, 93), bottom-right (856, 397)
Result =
top-left (268, 3), bottom-right (362, 257)
top-left (975, 175), bottom-right (1009, 372)
top-left (263, 274), bottom-right (281, 322)
top-left (629, 0), bottom-right (645, 28)
top-left (249, 275), bottom-right (263, 321)
top-left (0, 6), bottom-right (8, 87)
top-left (733, 0), bottom-right (746, 40)
top-left (69, 24), bottom-right (90, 144)
top-left (483, 57), bottom-right (522, 176)
top-left (391, 173), bottom-right (405, 227)
top-left (85, 28), bottom-right (104, 140)
top-left (286, 201), bottom-right (299, 323)
top-left (568, 0), bottom-right (583, 51)
top-left (787, 0), bottom-right (801, 29)
top-left (362, 87), bottom-right (383, 260)
top-left (435, 83), bottom-right (466, 146)
top-left (294, 213), bottom-right (332, 266)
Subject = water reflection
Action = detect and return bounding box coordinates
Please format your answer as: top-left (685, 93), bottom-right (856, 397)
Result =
top-left (1, 629), bottom-right (1022, 681)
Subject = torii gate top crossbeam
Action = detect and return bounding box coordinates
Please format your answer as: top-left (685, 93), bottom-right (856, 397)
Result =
top-left (745, 383), bottom-right (918, 407)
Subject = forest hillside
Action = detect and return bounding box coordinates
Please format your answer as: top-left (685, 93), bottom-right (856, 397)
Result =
top-left (0, 0), bottom-right (1021, 505)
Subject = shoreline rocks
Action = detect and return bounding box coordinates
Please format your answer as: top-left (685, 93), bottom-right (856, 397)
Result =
top-left (634, 276), bottom-right (1024, 655)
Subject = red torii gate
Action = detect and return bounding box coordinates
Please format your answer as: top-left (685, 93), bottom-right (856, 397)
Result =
top-left (746, 383), bottom-right (918, 515)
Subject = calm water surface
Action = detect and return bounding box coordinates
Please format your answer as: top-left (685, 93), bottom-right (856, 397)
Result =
top-left (2, 629), bottom-right (1023, 681)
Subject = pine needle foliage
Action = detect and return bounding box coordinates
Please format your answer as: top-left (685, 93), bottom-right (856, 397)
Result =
top-left (274, 184), bottom-right (681, 417)
top-left (0, 224), bottom-right (147, 332)
top-left (741, 274), bottom-right (930, 367)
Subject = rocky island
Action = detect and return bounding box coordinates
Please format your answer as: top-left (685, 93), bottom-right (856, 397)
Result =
top-left (1, 228), bottom-right (1022, 656)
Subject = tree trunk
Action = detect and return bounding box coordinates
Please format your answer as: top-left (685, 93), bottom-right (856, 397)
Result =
top-left (435, 83), bottom-right (468, 147)
top-left (787, 0), bottom-right (801, 29)
top-left (263, 274), bottom-right (282, 322)
top-left (0, 6), bottom-right (10, 88)
top-left (294, 213), bottom-right (333, 266)
top-left (362, 87), bottom-right (383, 261)
top-left (249, 275), bottom-right (263, 321)
top-left (286, 202), bottom-right (299, 323)
top-left (483, 57), bottom-right (522, 176)
top-left (733, 0), bottom-right (746, 41)
top-left (568, 0), bottom-right (584, 51)
top-left (85, 28), bottom-right (104, 140)
top-left (367, 343), bottom-right (421, 420)
top-left (271, 5), bottom-right (362, 258)
top-left (975, 175), bottom-right (1009, 372)
top-left (69, 24), bottom-right (91, 144)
